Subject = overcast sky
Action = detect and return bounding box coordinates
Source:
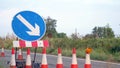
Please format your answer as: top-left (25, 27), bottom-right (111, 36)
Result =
top-left (0, 0), bottom-right (120, 37)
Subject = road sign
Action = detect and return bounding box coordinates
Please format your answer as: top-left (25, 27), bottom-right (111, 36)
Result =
top-left (12, 11), bottom-right (46, 41)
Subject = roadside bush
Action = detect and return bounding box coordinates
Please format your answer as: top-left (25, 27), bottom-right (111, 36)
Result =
top-left (2, 37), bottom-right (120, 62)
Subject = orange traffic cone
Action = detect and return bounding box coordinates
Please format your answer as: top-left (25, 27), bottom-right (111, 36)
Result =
top-left (1, 47), bottom-right (5, 57)
top-left (10, 48), bottom-right (16, 68)
top-left (18, 48), bottom-right (23, 60)
top-left (56, 48), bottom-right (63, 68)
top-left (84, 48), bottom-right (92, 68)
top-left (71, 48), bottom-right (78, 68)
top-left (41, 47), bottom-right (48, 68)
top-left (25, 48), bottom-right (32, 68)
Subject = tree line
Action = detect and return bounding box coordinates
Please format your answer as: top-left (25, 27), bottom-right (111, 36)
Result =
top-left (45, 17), bottom-right (115, 39)
top-left (0, 16), bottom-right (116, 40)
top-left (84, 24), bottom-right (115, 39)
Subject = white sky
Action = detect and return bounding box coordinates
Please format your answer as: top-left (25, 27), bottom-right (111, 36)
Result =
top-left (0, 0), bottom-right (120, 37)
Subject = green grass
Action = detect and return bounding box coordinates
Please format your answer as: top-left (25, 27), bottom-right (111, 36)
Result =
top-left (2, 38), bottom-right (120, 63)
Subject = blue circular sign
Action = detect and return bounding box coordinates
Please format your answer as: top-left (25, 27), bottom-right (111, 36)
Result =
top-left (12, 11), bottom-right (46, 41)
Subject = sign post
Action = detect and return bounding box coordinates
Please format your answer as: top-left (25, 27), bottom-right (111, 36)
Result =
top-left (11, 11), bottom-right (49, 68)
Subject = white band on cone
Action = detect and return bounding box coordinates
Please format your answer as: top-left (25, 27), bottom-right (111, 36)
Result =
top-left (85, 54), bottom-right (91, 64)
top-left (2, 48), bottom-right (4, 52)
top-left (10, 54), bottom-right (16, 66)
top-left (57, 54), bottom-right (63, 64)
top-left (42, 54), bottom-right (47, 64)
top-left (72, 54), bottom-right (77, 64)
top-left (26, 55), bottom-right (31, 65)
top-left (19, 49), bottom-right (22, 55)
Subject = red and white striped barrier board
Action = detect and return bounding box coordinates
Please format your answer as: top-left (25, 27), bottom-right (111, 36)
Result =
top-left (13, 40), bottom-right (49, 47)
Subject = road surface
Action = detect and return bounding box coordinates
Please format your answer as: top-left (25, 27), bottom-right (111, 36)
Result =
top-left (0, 49), bottom-right (120, 68)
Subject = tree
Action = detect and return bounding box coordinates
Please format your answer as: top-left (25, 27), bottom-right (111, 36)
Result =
top-left (44, 16), bottom-right (57, 38)
top-left (84, 34), bottom-right (94, 39)
top-left (44, 16), bottom-right (67, 38)
top-left (104, 24), bottom-right (114, 38)
top-left (57, 33), bottom-right (67, 38)
top-left (92, 24), bottom-right (115, 38)
top-left (93, 27), bottom-right (97, 36)
top-left (92, 26), bottom-right (101, 38)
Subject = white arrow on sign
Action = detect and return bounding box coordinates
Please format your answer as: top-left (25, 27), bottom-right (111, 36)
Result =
top-left (16, 14), bottom-right (40, 36)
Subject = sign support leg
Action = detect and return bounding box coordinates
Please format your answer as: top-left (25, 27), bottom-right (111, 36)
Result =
top-left (33, 47), bottom-right (37, 63)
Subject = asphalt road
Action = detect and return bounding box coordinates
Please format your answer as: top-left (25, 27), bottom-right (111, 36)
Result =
top-left (0, 49), bottom-right (120, 68)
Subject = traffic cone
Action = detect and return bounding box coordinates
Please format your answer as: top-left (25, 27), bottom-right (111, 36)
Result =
top-left (1, 47), bottom-right (5, 57)
top-left (84, 48), bottom-right (92, 68)
top-left (18, 48), bottom-right (23, 60)
top-left (41, 47), bottom-right (48, 68)
top-left (56, 48), bottom-right (63, 68)
top-left (25, 48), bottom-right (32, 68)
top-left (71, 48), bottom-right (78, 68)
top-left (10, 48), bottom-right (16, 68)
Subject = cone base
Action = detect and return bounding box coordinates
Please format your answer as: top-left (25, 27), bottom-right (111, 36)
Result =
top-left (25, 65), bottom-right (32, 68)
top-left (18, 55), bottom-right (23, 60)
top-left (1, 52), bottom-right (5, 57)
top-left (56, 64), bottom-right (63, 68)
top-left (10, 66), bottom-right (16, 68)
top-left (84, 64), bottom-right (91, 68)
top-left (71, 64), bottom-right (78, 68)
top-left (41, 65), bottom-right (48, 68)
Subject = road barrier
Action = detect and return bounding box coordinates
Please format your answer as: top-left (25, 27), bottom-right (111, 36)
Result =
top-left (56, 48), bottom-right (63, 68)
top-left (13, 40), bottom-right (49, 47)
top-left (18, 48), bottom-right (23, 60)
top-left (8, 47), bottom-right (92, 68)
top-left (0, 46), bottom-right (5, 57)
top-left (41, 47), bottom-right (48, 68)
top-left (10, 48), bottom-right (16, 68)
top-left (84, 48), bottom-right (92, 68)
top-left (71, 48), bottom-right (78, 68)
top-left (25, 48), bottom-right (32, 68)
